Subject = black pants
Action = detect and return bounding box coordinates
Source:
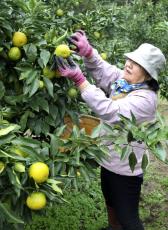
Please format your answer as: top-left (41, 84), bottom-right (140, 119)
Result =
top-left (101, 167), bottom-right (144, 230)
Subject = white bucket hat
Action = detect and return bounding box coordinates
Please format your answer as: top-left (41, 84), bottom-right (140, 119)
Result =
top-left (124, 43), bottom-right (166, 81)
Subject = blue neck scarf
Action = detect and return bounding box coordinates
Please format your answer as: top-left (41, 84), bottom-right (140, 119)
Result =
top-left (111, 79), bottom-right (148, 96)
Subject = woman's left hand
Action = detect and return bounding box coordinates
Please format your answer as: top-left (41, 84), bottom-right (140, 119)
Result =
top-left (55, 56), bottom-right (86, 87)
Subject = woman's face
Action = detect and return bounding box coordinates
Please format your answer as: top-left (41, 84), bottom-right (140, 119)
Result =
top-left (123, 59), bottom-right (149, 84)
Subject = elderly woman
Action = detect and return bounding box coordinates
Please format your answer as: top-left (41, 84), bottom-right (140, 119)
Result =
top-left (55, 30), bottom-right (166, 230)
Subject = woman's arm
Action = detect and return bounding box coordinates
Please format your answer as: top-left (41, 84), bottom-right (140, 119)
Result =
top-left (79, 82), bottom-right (157, 124)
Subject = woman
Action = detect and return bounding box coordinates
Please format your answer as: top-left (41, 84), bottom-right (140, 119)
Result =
top-left (55, 30), bottom-right (166, 230)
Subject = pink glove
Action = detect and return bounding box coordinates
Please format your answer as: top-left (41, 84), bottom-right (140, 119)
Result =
top-left (55, 57), bottom-right (86, 87)
top-left (68, 30), bottom-right (93, 58)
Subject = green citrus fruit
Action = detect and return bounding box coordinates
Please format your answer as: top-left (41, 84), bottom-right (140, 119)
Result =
top-left (26, 192), bottom-right (47, 210)
top-left (8, 47), bottom-right (21, 61)
top-left (67, 88), bottom-right (78, 98)
top-left (43, 66), bottom-right (56, 79)
top-left (100, 52), bottom-right (107, 60)
top-left (94, 31), bottom-right (101, 39)
top-left (39, 80), bottom-right (45, 89)
top-left (56, 9), bottom-right (64, 16)
top-left (0, 161), bottom-right (5, 174)
top-left (12, 32), bottom-right (27, 47)
top-left (55, 44), bottom-right (71, 58)
top-left (14, 162), bottom-right (25, 173)
top-left (29, 162), bottom-right (49, 183)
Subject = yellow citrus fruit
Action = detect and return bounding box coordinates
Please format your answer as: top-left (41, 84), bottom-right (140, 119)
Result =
top-left (39, 80), bottom-right (45, 89)
top-left (29, 162), bottom-right (49, 183)
top-left (67, 87), bottom-right (78, 98)
top-left (94, 31), bottom-right (101, 39)
top-left (56, 9), bottom-right (64, 17)
top-left (77, 171), bottom-right (81, 177)
top-left (12, 32), bottom-right (27, 47)
top-left (8, 47), bottom-right (21, 61)
top-left (26, 192), bottom-right (47, 210)
top-left (55, 44), bottom-right (71, 58)
top-left (0, 161), bottom-right (5, 174)
top-left (14, 162), bottom-right (25, 173)
top-left (100, 52), bottom-right (107, 60)
top-left (11, 146), bottom-right (29, 158)
top-left (43, 66), bottom-right (56, 79)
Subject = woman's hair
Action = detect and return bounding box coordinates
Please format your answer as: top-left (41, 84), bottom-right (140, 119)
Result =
top-left (146, 78), bottom-right (159, 92)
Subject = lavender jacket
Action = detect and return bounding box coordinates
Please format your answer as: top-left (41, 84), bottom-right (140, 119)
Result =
top-left (80, 49), bottom-right (157, 176)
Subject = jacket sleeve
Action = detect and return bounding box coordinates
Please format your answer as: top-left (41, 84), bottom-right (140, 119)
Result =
top-left (81, 84), bottom-right (157, 124)
top-left (84, 49), bottom-right (123, 95)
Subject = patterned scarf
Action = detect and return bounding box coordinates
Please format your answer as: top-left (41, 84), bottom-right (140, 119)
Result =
top-left (111, 78), bottom-right (148, 97)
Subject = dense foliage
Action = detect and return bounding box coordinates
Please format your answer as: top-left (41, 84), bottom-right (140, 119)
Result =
top-left (0, 0), bottom-right (168, 228)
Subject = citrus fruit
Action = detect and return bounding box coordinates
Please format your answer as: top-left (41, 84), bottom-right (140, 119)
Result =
top-left (56, 9), bottom-right (64, 17)
top-left (8, 47), bottom-right (21, 61)
top-left (29, 162), bottom-right (49, 183)
top-left (77, 171), bottom-right (81, 176)
top-left (14, 162), bottom-right (25, 173)
top-left (55, 44), bottom-right (71, 58)
top-left (43, 66), bottom-right (56, 79)
top-left (12, 32), bottom-right (27, 47)
top-left (39, 80), bottom-right (45, 89)
top-left (11, 146), bottom-right (29, 158)
top-left (94, 31), bottom-right (101, 39)
top-left (100, 52), bottom-right (107, 60)
top-left (0, 161), bottom-right (5, 174)
top-left (67, 87), bottom-right (78, 98)
top-left (26, 192), bottom-right (47, 210)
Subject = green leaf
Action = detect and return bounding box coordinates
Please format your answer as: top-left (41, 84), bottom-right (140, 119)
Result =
top-left (0, 134), bottom-right (15, 146)
top-left (49, 134), bottom-right (60, 155)
top-left (0, 202), bottom-right (24, 224)
top-left (23, 43), bottom-right (37, 62)
top-left (91, 123), bottom-right (102, 138)
top-left (43, 77), bottom-right (53, 97)
top-left (80, 166), bottom-right (90, 182)
top-left (0, 124), bottom-right (20, 136)
top-left (128, 152), bottom-right (137, 172)
top-left (46, 179), bottom-right (63, 195)
top-left (141, 153), bottom-right (149, 171)
top-left (29, 78), bottom-right (39, 97)
top-left (38, 98), bottom-right (49, 113)
top-left (71, 125), bottom-right (80, 138)
top-left (130, 111), bottom-right (137, 124)
top-left (0, 81), bottom-right (5, 99)
top-left (127, 130), bottom-right (134, 142)
top-left (40, 49), bottom-right (50, 67)
top-left (121, 145), bottom-right (131, 160)
top-left (49, 104), bottom-right (58, 120)
top-left (19, 111), bottom-right (32, 130)
top-left (153, 142), bottom-right (167, 162)
top-left (11, 136), bottom-right (40, 148)
top-left (67, 166), bottom-right (75, 177)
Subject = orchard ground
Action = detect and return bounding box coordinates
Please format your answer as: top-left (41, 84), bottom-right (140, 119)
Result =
top-left (26, 98), bottom-right (168, 230)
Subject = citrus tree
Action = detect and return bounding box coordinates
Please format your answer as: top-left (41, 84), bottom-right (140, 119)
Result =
top-left (0, 0), bottom-right (168, 228)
